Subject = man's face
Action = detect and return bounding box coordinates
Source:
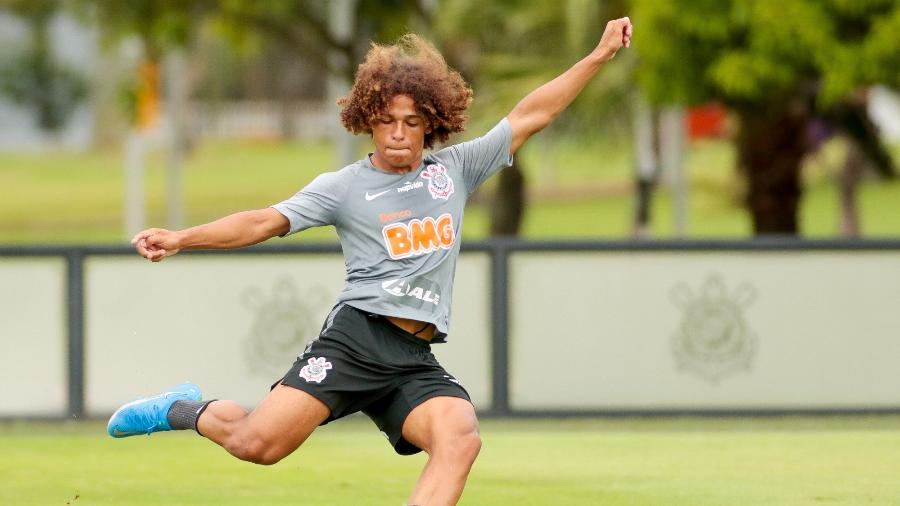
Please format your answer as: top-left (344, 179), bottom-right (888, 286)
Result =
top-left (370, 94), bottom-right (429, 173)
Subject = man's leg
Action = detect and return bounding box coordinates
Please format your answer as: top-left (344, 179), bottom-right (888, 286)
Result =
top-left (401, 396), bottom-right (482, 506)
top-left (197, 385), bottom-right (331, 465)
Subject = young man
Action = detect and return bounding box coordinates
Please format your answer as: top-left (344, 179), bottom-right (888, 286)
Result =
top-left (108, 18), bottom-right (632, 506)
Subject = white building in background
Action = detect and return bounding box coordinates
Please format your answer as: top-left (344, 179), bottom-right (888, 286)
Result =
top-left (870, 86), bottom-right (900, 142)
top-left (0, 11), bottom-right (97, 151)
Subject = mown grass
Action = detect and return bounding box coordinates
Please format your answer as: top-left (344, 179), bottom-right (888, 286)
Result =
top-left (1, 136), bottom-right (898, 244)
top-left (2, 416), bottom-right (900, 505)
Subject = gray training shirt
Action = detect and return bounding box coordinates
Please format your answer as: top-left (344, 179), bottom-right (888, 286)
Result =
top-left (272, 118), bottom-right (513, 342)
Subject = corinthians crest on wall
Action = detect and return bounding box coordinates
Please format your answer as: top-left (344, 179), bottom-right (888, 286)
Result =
top-left (241, 278), bottom-right (330, 377)
top-left (670, 274), bottom-right (758, 384)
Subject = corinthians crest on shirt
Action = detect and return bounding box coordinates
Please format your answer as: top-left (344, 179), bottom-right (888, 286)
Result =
top-left (421, 163), bottom-right (454, 200)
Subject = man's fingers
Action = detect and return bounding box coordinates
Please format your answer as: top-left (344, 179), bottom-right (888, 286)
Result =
top-left (134, 238), bottom-right (165, 261)
top-left (131, 228), bottom-right (159, 246)
top-left (148, 249), bottom-right (167, 262)
top-left (135, 236), bottom-right (156, 256)
top-left (131, 227), bottom-right (174, 262)
top-left (603, 17), bottom-right (633, 53)
top-left (621, 17), bottom-right (633, 48)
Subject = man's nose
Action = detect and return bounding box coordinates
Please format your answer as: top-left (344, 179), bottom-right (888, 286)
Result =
top-left (391, 121), bottom-right (405, 139)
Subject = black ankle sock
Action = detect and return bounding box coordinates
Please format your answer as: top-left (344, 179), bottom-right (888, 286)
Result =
top-left (167, 400), bottom-right (215, 432)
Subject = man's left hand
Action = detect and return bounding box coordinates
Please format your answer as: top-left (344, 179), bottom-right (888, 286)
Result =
top-left (595, 17), bottom-right (633, 62)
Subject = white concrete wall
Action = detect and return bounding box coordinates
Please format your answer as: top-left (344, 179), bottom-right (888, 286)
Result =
top-left (0, 258), bottom-right (67, 416)
top-left (82, 252), bottom-right (491, 416)
top-left (509, 251), bottom-right (900, 411)
top-left (3, 248), bottom-right (899, 417)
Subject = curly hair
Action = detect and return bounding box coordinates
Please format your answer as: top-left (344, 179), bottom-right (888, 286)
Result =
top-left (338, 34), bottom-right (473, 149)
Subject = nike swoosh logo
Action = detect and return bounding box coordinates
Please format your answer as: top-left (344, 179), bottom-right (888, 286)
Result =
top-left (365, 190), bottom-right (391, 201)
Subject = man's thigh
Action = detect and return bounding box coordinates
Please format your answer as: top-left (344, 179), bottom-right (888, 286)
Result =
top-left (238, 384), bottom-right (331, 456)
top-left (400, 396), bottom-right (479, 454)
top-left (365, 371), bottom-right (471, 455)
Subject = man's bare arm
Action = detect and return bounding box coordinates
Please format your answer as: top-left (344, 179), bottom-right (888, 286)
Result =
top-left (507, 17), bottom-right (633, 155)
top-left (131, 207), bottom-right (290, 262)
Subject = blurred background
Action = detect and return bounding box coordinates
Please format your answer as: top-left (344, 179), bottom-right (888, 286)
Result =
top-left (2, 3), bottom-right (900, 503)
top-left (4, 0), bottom-right (900, 413)
top-left (2, 0), bottom-right (899, 417)
top-left (0, 0), bottom-right (897, 243)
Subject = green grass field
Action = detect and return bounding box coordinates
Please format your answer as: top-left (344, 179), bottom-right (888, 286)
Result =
top-left (3, 416), bottom-right (900, 505)
top-left (1, 136), bottom-right (898, 244)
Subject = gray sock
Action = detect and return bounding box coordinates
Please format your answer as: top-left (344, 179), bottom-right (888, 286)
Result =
top-left (167, 400), bottom-right (214, 431)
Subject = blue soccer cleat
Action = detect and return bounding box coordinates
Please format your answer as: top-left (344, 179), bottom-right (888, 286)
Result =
top-left (107, 382), bottom-right (202, 438)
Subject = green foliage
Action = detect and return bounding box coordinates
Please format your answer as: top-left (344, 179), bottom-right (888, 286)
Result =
top-left (73, 0), bottom-right (197, 57)
top-left (434, 0), bottom-right (634, 137)
top-left (633, 0), bottom-right (900, 108)
top-left (209, 0), bottom-right (429, 82)
top-left (0, 0), bottom-right (87, 131)
top-left (0, 49), bottom-right (87, 132)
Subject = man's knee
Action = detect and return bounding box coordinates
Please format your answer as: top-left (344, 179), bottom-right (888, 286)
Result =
top-left (225, 433), bottom-right (291, 466)
top-left (435, 426), bottom-right (482, 465)
top-left (458, 429), bottom-right (482, 462)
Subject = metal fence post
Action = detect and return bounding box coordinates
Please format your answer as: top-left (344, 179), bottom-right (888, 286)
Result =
top-left (490, 240), bottom-right (511, 416)
top-left (66, 250), bottom-right (85, 419)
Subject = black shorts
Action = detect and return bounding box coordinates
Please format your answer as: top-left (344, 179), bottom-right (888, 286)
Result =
top-left (277, 304), bottom-right (470, 455)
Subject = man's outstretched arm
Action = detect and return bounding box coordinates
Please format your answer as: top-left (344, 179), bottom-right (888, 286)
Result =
top-left (132, 208), bottom-right (290, 262)
top-left (506, 17), bottom-right (633, 155)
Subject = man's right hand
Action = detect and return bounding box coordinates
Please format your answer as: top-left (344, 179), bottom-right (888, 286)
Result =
top-left (131, 228), bottom-right (182, 262)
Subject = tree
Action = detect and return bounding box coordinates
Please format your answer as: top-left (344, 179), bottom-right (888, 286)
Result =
top-left (75, 0), bottom-right (636, 237)
top-left (633, 0), bottom-right (899, 235)
top-left (0, 0), bottom-right (87, 133)
top-left (432, 0), bottom-right (633, 235)
top-left (211, 0), bottom-right (433, 167)
top-left (74, 0), bottom-right (197, 126)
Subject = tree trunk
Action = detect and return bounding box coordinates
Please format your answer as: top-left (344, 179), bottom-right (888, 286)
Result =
top-left (632, 94), bottom-right (659, 238)
top-left (735, 100), bottom-right (810, 235)
top-left (490, 159), bottom-right (526, 236)
top-left (839, 139), bottom-right (865, 238)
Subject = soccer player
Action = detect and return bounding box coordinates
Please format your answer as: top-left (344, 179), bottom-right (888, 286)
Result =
top-left (108, 17), bottom-right (632, 506)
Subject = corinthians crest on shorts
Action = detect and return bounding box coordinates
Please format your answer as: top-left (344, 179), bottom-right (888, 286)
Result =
top-left (421, 163), bottom-right (454, 200)
top-left (299, 356), bottom-right (333, 383)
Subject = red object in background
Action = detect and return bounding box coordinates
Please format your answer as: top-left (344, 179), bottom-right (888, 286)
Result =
top-left (687, 103), bottom-right (728, 139)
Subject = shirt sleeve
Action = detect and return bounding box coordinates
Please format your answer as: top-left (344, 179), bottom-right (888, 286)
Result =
top-left (434, 118), bottom-right (514, 196)
top-left (270, 170), bottom-right (349, 235)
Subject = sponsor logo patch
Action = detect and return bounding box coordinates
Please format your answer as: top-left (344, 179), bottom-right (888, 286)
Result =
top-left (421, 163), bottom-right (454, 200)
top-left (381, 278), bottom-right (441, 306)
top-left (382, 213), bottom-right (455, 259)
top-left (365, 189), bottom-right (391, 201)
top-left (299, 356), bottom-right (333, 383)
top-left (397, 180), bottom-right (424, 193)
top-left (379, 209), bottom-right (413, 223)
